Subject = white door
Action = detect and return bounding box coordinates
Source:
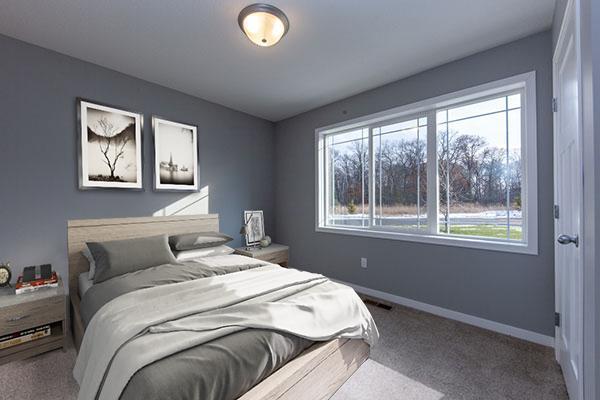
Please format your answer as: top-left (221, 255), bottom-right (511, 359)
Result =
top-left (553, 2), bottom-right (584, 399)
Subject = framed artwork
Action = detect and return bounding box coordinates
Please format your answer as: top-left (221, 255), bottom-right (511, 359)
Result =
top-left (244, 210), bottom-right (265, 247)
top-left (153, 117), bottom-right (199, 191)
top-left (78, 98), bottom-right (143, 190)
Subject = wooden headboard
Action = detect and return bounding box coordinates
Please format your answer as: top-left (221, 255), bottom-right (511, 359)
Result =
top-left (67, 214), bottom-right (219, 296)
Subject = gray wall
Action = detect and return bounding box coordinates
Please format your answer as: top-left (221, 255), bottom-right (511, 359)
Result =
top-left (0, 34), bottom-right (275, 291)
top-left (274, 31), bottom-right (554, 336)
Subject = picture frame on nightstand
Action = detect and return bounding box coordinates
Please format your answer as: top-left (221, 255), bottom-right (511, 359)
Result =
top-left (243, 210), bottom-right (265, 247)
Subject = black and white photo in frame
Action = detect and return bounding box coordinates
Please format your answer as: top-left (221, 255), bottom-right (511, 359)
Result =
top-left (78, 99), bottom-right (143, 189)
top-left (153, 117), bottom-right (198, 191)
top-left (244, 210), bottom-right (265, 247)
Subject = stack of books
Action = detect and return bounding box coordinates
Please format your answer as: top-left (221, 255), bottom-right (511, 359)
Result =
top-left (15, 265), bottom-right (58, 295)
top-left (0, 325), bottom-right (51, 350)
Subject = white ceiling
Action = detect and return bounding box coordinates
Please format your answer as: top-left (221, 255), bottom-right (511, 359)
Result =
top-left (0, 0), bottom-right (555, 121)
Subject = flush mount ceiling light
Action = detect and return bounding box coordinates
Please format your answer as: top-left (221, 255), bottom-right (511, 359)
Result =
top-left (238, 3), bottom-right (289, 47)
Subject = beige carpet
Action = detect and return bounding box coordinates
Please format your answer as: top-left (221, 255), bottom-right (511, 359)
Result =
top-left (0, 304), bottom-right (567, 400)
top-left (331, 304), bottom-right (567, 400)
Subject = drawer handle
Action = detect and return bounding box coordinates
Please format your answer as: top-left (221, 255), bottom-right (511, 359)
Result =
top-left (6, 315), bottom-right (29, 322)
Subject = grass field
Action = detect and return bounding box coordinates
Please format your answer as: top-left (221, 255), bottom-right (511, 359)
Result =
top-left (332, 203), bottom-right (516, 215)
top-left (369, 223), bottom-right (523, 240)
top-left (447, 225), bottom-right (522, 240)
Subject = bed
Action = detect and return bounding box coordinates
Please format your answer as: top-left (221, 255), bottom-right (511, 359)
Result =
top-left (67, 214), bottom-right (374, 400)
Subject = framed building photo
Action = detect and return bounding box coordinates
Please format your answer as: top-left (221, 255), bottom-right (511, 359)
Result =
top-left (153, 117), bottom-right (198, 191)
top-left (78, 98), bottom-right (143, 190)
top-left (244, 210), bottom-right (265, 247)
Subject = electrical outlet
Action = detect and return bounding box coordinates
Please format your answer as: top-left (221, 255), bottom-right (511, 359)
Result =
top-left (360, 257), bottom-right (368, 269)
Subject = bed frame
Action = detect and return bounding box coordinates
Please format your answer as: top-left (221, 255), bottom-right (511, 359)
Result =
top-left (67, 214), bottom-right (369, 400)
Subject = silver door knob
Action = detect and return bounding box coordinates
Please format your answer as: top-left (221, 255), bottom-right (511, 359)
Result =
top-left (557, 234), bottom-right (579, 247)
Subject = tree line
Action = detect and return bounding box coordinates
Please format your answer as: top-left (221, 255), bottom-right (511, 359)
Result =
top-left (331, 131), bottom-right (521, 215)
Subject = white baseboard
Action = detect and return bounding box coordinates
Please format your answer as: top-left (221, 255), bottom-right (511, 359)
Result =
top-left (336, 279), bottom-right (555, 348)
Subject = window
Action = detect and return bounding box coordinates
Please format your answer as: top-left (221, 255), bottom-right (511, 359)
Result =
top-left (437, 94), bottom-right (522, 240)
top-left (316, 73), bottom-right (537, 254)
top-left (326, 128), bottom-right (369, 227)
top-left (373, 116), bottom-right (428, 231)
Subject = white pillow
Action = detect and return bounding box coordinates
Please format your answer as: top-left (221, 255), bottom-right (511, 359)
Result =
top-left (82, 246), bottom-right (97, 279)
top-left (174, 245), bottom-right (235, 261)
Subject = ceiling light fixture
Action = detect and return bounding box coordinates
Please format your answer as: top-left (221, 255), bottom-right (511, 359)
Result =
top-left (238, 3), bottom-right (289, 47)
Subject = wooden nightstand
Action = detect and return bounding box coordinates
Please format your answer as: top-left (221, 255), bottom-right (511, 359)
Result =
top-left (235, 244), bottom-right (289, 267)
top-left (0, 278), bottom-right (67, 365)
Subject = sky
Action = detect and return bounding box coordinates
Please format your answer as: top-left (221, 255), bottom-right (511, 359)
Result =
top-left (329, 94), bottom-right (522, 153)
top-left (156, 122), bottom-right (195, 168)
top-left (87, 108), bottom-right (134, 137)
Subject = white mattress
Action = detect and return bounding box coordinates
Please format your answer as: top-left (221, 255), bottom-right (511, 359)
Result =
top-left (78, 271), bottom-right (94, 298)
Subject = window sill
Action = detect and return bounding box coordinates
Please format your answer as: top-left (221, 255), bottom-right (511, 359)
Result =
top-left (315, 225), bottom-right (538, 255)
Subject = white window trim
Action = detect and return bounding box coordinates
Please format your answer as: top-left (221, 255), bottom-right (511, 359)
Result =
top-left (315, 72), bottom-right (538, 255)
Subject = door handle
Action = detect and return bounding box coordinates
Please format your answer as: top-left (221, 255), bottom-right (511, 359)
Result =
top-left (557, 234), bottom-right (579, 247)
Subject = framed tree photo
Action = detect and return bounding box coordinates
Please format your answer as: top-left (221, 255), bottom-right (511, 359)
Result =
top-left (78, 99), bottom-right (143, 190)
top-left (153, 117), bottom-right (199, 191)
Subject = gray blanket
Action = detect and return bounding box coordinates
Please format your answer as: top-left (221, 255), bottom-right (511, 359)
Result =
top-left (80, 256), bottom-right (311, 400)
top-left (80, 256), bottom-right (268, 327)
top-left (75, 261), bottom-right (378, 400)
top-left (120, 329), bottom-right (311, 400)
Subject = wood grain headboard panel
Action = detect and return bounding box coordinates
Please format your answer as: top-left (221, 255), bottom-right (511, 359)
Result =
top-left (67, 214), bottom-right (219, 295)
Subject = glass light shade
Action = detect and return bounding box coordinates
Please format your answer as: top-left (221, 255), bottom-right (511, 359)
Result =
top-left (239, 4), bottom-right (289, 47)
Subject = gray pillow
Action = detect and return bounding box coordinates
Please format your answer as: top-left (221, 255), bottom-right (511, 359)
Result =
top-left (169, 231), bottom-right (233, 251)
top-left (88, 234), bottom-right (177, 284)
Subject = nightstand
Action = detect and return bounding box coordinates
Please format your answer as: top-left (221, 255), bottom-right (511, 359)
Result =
top-left (0, 278), bottom-right (67, 365)
top-left (235, 244), bottom-right (289, 267)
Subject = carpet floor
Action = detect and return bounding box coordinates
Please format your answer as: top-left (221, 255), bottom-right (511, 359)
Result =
top-left (0, 304), bottom-right (567, 400)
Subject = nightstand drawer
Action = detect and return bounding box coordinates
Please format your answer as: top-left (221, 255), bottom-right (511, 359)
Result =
top-left (260, 249), bottom-right (289, 265)
top-left (235, 244), bottom-right (289, 267)
top-left (0, 295), bottom-right (65, 336)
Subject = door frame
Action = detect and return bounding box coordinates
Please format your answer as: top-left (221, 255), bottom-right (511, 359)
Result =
top-left (578, 0), bottom-right (600, 398)
top-left (552, 0), bottom-right (585, 398)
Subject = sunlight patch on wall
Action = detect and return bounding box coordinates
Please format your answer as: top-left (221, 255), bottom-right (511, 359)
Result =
top-left (153, 185), bottom-right (209, 216)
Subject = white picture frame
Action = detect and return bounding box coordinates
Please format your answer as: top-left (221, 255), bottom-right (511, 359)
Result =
top-left (244, 210), bottom-right (265, 246)
top-left (152, 116), bottom-right (199, 191)
top-left (78, 98), bottom-right (143, 190)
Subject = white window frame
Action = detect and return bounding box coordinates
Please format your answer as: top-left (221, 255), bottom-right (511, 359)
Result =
top-left (315, 72), bottom-right (538, 255)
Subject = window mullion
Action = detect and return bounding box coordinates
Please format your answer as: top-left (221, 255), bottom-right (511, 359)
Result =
top-left (505, 96), bottom-right (511, 240)
top-left (361, 131), bottom-right (365, 227)
top-left (426, 110), bottom-right (438, 235)
top-left (378, 132), bottom-right (382, 226)
top-left (368, 126), bottom-right (375, 228)
top-left (324, 135), bottom-right (331, 225)
top-left (520, 88), bottom-right (528, 243)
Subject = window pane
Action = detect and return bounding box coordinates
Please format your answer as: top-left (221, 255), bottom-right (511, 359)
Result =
top-left (374, 118), bottom-right (427, 231)
top-left (380, 119), bottom-right (418, 134)
top-left (508, 108), bottom-right (523, 240)
top-left (437, 110), bottom-right (447, 124)
top-left (330, 129), bottom-right (365, 145)
top-left (326, 129), bottom-right (369, 227)
top-left (508, 94), bottom-right (521, 109)
top-left (438, 94), bottom-right (522, 240)
top-left (447, 97), bottom-right (506, 122)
